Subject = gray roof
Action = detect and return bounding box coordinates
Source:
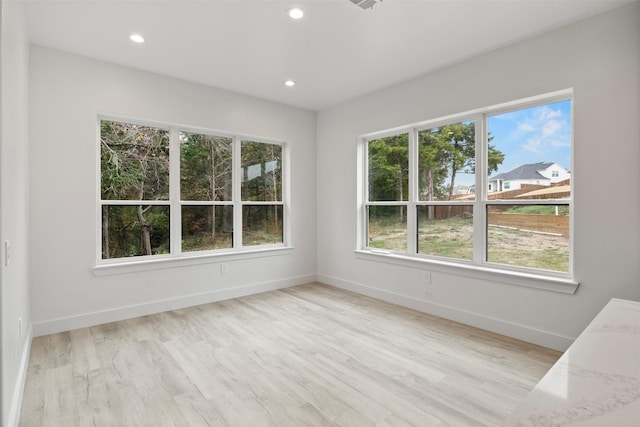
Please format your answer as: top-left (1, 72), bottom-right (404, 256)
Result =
top-left (489, 162), bottom-right (553, 181)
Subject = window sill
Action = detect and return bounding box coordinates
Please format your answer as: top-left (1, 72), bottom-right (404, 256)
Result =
top-left (354, 250), bottom-right (579, 294)
top-left (93, 246), bottom-right (293, 276)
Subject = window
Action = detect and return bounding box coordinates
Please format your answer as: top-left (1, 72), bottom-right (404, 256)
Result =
top-left (99, 118), bottom-right (287, 263)
top-left (360, 92), bottom-right (573, 281)
top-left (367, 133), bottom-right (408, 252)
top-left (416, 120), bottom-right (475, 260)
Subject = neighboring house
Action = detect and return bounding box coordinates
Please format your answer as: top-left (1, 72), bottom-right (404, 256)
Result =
top-left (488, 161), bottom-right (570, 192)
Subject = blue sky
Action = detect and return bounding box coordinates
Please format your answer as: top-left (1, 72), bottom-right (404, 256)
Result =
top-left (456, 100), bottom-right (571, 187)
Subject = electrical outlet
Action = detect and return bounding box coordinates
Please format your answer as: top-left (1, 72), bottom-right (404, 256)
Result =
top-left (220, 263), bottom-right (227, 275)
top-left (424, 271), bottom-right (432, 284)
top-left (18, 317), bottom-right (23, 338)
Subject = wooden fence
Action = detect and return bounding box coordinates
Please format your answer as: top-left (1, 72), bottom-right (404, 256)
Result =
top-left (418, 207), bottom-right (569, 237)
top-left (488, 213), bottom-right (569, 237)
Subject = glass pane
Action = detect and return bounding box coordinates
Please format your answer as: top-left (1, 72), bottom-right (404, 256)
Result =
top-left (418, 121), bottom-right (475, 201)
top-left (182, 206), bottom-right (233, 252)
top-left (100, 120), bottom-right (170, 200)
top-left (368, 134), bottom-right (409, 201)
top-left (367, 206), bottom-right (407, 251)
top-left (487, 100), bottom-right (571, 201)
top-left (180, 133), bottom-right (232, 201)
top-left (101, 205), bottom-right (170, 259)
top-left (242, 205), bottom-right (283, 246)
top-left (417, 205), bottom-right (473, 260)
top-left (241, 141), bottom-right (282, 202)
top-left (487, 204), bottom-right (570, 272)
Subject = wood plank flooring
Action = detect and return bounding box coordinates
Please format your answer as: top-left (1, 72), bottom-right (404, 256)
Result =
top-left (20, 283), bottom-right (561, 426)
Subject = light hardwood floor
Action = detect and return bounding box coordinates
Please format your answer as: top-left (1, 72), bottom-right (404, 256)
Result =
top-left (20, 283), bottom-right (561, 426)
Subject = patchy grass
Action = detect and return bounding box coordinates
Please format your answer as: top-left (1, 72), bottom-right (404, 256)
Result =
top-left (418, 217), bottom-right (473, 260)
top-left (487, 226), bottom-right (569, 272)
top-left (368, 216), bottom-right (569, 272)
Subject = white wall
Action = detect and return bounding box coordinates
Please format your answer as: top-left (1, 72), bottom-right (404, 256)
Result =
top-left (29, 46), bottom-right (317, 335)
top-left (317, 2), bottom-right (640, 351)
top-left (1, 0), bottom-right (31, 425)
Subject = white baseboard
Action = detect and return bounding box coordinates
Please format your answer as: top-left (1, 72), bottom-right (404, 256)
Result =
top-left (318, 273), bottom-right (574, 351)
top-left (33, 274), bottom-right (317, 337)
top-left (7, 325), bottom-right (33, 427)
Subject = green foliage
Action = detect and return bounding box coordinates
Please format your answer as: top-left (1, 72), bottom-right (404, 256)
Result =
top-left (241, 141), bottom-right (282, 202)
top-left (182, 205), bottom-right (233, 252)
top-left (416, 122), bottom-right (504, 201)
top-left (102, 205), bottom-right (170, 259)
top-left (100, 121), bottom-right (170, 200)
top-left (368, 134), bottom-right (409, 201)
top-left (180, 133), bottom-right (232, 201)
top-left (242, 205), bottom-right (283, 246)
top-left (419, 122), bottom-right (476, 201)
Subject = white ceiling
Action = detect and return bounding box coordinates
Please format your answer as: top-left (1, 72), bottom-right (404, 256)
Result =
top-left (23, 0), bottom-right (632, 111)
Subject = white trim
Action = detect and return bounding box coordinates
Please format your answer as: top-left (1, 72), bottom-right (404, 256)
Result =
top-left (232, 136), bottom-right (243, 250)
top-left (354, 250), bottom-right (578, 294)
top-left (474, 113), bottom-right (486, 263)
top-left (7, 325), bottom-right (32, 427)
top-left (318, 274), bottom-right (575, 351)
top-left (282, 140), bottom-right (291, 247)
top-left (407, 129), bottom-right (417, 255)
top-left (169, 128), bottom-right (181, 256)
top-left (93, 246), bottom-right (293, 276)
top-left (97, 112), bottom-right (285, 147)
top-left (33, 274), bottom-right (317, 337)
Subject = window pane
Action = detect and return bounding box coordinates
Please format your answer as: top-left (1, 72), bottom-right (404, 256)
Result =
top-left (367, 206), bottom-right (407, 251)
top-left (417, 205), bottom-right (473, 260)
top-left (487, 101), bottom-right (571, 201)
top-left (487, 204), bottom-right (570, 272)
top-left (368, 134), bottom-right (409, 201)
top-left (101, 205), bottom-right (170, 259)
top-left (180, 133), bottom-right (232, 201)
top-left (241, 141), bottom-right (282, 202)
top-left (418, 121), bottom-right (475, 201)
top-left (100, 120), bottom-right (170, 200)
top-left (242, 205), bottom-right (283, 246)
top-left (182, 206), bottom-right (233, 252)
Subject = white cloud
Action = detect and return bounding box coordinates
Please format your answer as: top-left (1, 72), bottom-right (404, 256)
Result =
top-left (517, 122), bottom-right (535, 133)
top-left (536, 106), bottom-right (562, 122)
top-left (523, 137), bottom-right (543, 154)
top-left (515, 106), bottom-right (569, 155)
top-left (542, 119), bottom-right (561, 137)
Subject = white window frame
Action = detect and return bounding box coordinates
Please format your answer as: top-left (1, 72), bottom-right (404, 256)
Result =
top-left (94, 115), bottom-right (290, 275)
top-left (356, 90), bottom-right (578, 294)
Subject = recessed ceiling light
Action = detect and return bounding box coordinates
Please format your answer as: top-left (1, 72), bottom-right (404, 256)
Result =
top-left (284, 80), bottom-right (296, 87)
top-left (287, 7), bottom-right (304, 19)
top-left (129, 34), bottom-right (145, 43)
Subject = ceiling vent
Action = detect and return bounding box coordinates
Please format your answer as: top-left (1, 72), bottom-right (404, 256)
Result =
top-left (350, 0), bottom-right (380, 10)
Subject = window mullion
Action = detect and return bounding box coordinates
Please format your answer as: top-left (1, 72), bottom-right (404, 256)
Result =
top-left (169, 128), bottom-right (182, 256)
top-left (232, 137), bottom-right (243, 249)
top-left (474, 114), bottom-right (487, 264)
top-left (358, 139), bottom-right (368, 250)
top-left (407, 128), bottom-right (418, 255)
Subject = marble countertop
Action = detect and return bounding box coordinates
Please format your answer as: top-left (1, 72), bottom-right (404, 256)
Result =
top-left (504, 298), bottom-right (640, 427)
